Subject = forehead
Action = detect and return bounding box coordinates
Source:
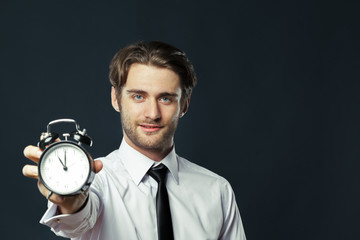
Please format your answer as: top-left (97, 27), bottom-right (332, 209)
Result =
top-left (124, 63), bottom-right (181, 93)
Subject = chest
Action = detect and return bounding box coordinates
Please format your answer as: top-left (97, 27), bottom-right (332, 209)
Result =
top-left (101, 171), bottom-right (224, 239)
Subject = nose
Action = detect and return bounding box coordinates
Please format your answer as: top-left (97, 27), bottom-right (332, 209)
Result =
top-left (145, 98), bottom-right (161, 121)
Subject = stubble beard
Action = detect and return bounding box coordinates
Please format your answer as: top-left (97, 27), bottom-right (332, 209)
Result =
top-left (120, 110), bottom-right (178, 152)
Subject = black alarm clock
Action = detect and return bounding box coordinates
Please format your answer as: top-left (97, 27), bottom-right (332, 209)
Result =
top-left (37, 119), bottom-right (95, 196)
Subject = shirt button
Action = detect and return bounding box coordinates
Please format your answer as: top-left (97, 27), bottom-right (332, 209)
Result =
top-left (56, 219), bottom-right (61, 223)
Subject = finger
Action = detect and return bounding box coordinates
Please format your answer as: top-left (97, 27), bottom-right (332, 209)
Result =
top-left (37, 180), bottom-right (88, 214)
top-left (37, 180), bottom-right (65, 204)
top-left (94, 160), bottom-right (103, 174)
top-left (23, 145), bottom-right (43, 163)
top-left (22, 164), bottom-right (39, 179)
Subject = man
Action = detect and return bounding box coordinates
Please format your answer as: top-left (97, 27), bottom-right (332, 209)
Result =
top-left (23, 41), bottom-right (246, 239)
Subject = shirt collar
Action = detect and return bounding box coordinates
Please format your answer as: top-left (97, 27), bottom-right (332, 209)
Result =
top-left (157, 146), bottom-right (179, 184)
top-left (118, 138), bottom-right (179, 185)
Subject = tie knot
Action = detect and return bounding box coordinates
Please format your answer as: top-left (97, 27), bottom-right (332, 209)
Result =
top-left (148, 164), bottom-right (168, 183)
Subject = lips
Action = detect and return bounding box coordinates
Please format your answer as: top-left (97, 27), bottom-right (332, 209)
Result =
top-left (139, 124), bottom-right (163, 133)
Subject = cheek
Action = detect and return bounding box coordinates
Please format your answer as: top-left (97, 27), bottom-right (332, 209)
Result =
top-left (162, 106), bottom-right (181, 122)
top-left (120, 99), bottom-right (144, 117)
top-left (122, 107), bottom-right (140, 122)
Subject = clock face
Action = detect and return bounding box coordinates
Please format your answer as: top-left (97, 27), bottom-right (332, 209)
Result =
top-left (39, 142), bottom-right (91, 195)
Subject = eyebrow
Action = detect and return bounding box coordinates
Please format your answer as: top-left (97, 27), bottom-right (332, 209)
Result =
top-left (126, 89), bottom-right (179, 98)
top-left (158, 92), bottom-right (179, 98)
top-left (126, 89), bottom-right (147, 95)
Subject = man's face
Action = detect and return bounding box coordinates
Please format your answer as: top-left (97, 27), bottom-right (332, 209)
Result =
top-left (112, 63), bottom-right (184, 154)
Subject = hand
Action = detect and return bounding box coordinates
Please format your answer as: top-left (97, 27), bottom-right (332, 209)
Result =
top-left (22, 145), bottom-right (103, 214)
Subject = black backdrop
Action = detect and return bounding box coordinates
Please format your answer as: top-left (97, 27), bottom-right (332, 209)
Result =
top-left (1, 0), bottom-right (359, 239)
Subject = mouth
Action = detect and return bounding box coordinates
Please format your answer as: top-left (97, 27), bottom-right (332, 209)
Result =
top-left (139, 124), bottom-right (163, 133)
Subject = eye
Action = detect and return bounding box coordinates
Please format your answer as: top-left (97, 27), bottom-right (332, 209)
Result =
top-left (133, 94), bottom-right (144, 101)
top-left (160, 96), bottom-right (171, 104)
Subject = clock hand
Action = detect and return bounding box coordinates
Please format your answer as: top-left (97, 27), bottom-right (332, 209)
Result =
top-left (64, 149), bottom-right (67, 167)
top-left (57, 156), bottom-right (68, 171)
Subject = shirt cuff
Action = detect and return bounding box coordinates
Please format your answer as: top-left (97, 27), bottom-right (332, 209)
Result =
top-left (39, 198), bottom-right (91, 233)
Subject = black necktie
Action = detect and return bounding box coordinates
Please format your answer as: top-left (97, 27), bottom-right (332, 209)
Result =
top-left (148, 164), bottom-right (174, 240)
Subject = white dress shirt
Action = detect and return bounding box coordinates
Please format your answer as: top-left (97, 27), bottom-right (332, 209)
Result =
top-left (40, 139), bottom-right (246, 240)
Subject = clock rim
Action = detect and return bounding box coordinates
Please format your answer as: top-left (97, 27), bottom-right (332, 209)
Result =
top-left (38, 140), bottom-right (94, 196)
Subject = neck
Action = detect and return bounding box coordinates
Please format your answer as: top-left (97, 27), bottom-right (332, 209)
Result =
top-left (123, 135), bottom-right (173, 162)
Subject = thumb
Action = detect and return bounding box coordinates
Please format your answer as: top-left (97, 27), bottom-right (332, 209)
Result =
top-left (94, 160), bottom-right (103, 173)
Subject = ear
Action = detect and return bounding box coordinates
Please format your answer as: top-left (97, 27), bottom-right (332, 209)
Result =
top-left (111, 87), bottom-right (120, 112)
top-left (179, 96), bottom-right (191, 118)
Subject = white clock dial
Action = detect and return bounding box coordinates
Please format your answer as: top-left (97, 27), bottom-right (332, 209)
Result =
top-left (39, 142), bottom-right (91, 195)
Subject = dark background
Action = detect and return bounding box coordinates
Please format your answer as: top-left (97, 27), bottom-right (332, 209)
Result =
top-left (1, 0), bottom-right (359, 239)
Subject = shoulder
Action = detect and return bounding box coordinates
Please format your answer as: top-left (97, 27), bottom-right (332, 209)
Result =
top-left (176, 156), bottom-right (237, 211)
top-left (177, 155), bottom-right (231, 187)
top-left (93, 149), bottom-right (127, 181)
top-left (95, 149), bottom-right (124, 170)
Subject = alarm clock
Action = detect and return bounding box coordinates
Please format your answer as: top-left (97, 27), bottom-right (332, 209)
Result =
top-left (38, 119), bottom-right (95, 196)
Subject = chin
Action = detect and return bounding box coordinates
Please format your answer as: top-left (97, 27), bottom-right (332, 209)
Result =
top-left (125, 126), bottom-right (174, 151)
top-left (136, 135), bottom-right (170, 150)
top-left (138, 138), bottom-right (163, 149)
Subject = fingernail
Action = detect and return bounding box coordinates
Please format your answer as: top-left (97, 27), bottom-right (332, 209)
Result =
top-left (37, 150), bottom-right (43, 157)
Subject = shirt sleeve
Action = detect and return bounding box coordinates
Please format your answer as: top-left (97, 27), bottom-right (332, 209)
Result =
top-left (39, 169), bottom-right (105, 239)
top-left (39, 190), bottom-right (102, 238)
top-left (218, 180), bottom-right (247, 240)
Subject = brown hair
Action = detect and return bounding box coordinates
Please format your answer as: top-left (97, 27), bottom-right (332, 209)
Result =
top-left (109, 41), bottom-right (197, 107)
